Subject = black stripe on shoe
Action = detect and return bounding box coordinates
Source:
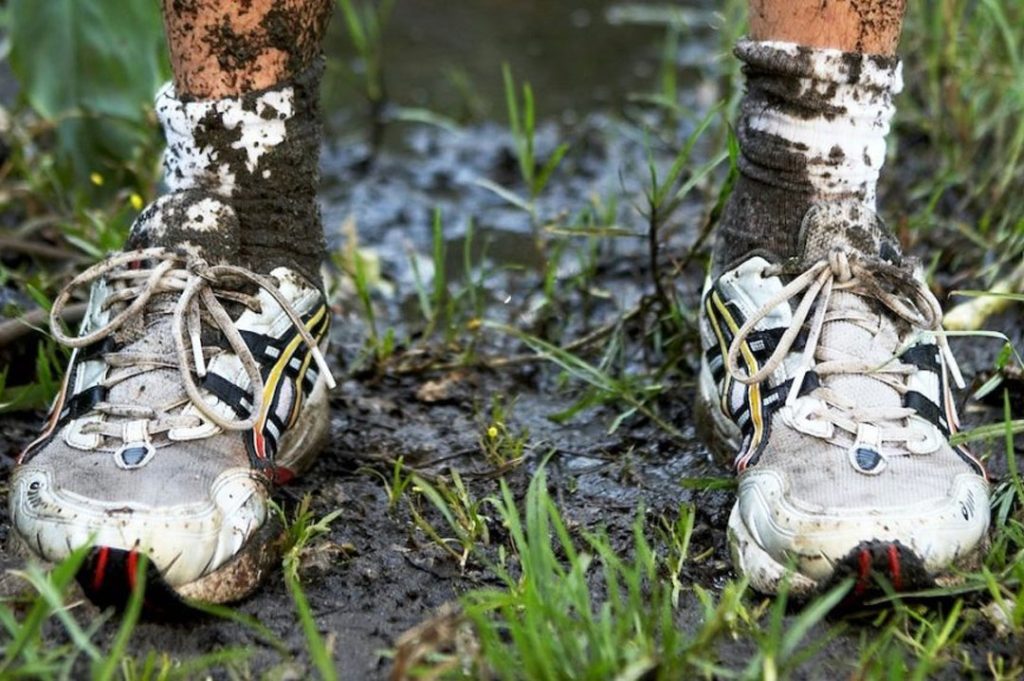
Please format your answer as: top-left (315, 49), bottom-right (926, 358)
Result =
top-left (900, 344), bottom-right (942, 372)
top-left (904, 390), bottom-right (950, 435)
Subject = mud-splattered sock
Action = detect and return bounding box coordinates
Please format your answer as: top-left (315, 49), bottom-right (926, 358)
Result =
top-left (130, 60), bottom-right (326, 283)
top-left (714, 39), bottom-right (903, 269)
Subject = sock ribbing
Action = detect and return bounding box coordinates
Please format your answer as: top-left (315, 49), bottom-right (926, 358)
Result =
top-left (715, 39), bottom-right (903, 268)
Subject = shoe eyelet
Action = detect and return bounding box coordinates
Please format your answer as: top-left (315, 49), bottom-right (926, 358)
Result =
top-left (849, 446), bottom-right (886, 475)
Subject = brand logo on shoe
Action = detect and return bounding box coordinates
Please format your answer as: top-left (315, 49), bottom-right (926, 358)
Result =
top-left (114, 442), bottom-right (156, 470)
top-left (849, 446), bottom-right (885, 475)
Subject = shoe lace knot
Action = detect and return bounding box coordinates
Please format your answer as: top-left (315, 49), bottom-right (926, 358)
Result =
top-left (724, 246), bottom-right (963, 453)
top-left (49, 247), bottom-right (335, 438)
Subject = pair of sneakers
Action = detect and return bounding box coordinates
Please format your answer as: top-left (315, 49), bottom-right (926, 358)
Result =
top-left (8, 149), bottom-right (989, 604)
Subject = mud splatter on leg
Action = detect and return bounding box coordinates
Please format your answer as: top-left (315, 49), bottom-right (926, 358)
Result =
top-left (161, 0), bottom-right (332, 99)
top-left (749, 0), bottom-right (906, 56)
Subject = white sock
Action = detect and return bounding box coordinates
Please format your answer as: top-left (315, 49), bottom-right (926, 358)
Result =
top-left (717, 39), bottom-right (903, 264)
top-left (734, 38), bottom-right (903, 207)
top-left (156, 83), bottom-right (300, 196)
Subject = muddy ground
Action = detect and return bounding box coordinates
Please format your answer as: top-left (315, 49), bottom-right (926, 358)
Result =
top-left (2, 2), bottom-right (1023, 679)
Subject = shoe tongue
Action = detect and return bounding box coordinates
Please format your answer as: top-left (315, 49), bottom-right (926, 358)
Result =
top-left (105, 321), bottom-right (188, 418)
top-left (799, 201), bottom-right (906, 412)
top-left (817, 292), bottom-right (905, 410)
top-left (102, 191), bottom-right (244, 426)
top-left (127, 190), bottom-right (241, 264)
top-left (796, 200), bottom-right (903, 267)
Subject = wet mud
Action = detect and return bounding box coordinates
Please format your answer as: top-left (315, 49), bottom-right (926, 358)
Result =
top-left (1, 1), bottom-right (1022, 678)
top-left (1, 110), bottom-right (1018, 678)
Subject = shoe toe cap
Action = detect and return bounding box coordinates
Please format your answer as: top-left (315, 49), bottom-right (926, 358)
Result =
top-left (736, 469), bottom-right (990, 583)
top-left (8, 464), bottom-right (268, 588)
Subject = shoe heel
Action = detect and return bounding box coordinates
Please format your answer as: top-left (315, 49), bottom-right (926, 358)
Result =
top-left (274, 374), bottom-right (332, 477)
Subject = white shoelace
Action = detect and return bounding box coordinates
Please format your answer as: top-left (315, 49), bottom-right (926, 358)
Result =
top-left (724, 251), bottom-right (963, 448)
top-left (49, 248), bottom-right (335, 436)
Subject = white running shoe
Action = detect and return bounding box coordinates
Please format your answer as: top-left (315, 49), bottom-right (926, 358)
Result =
top-left (9, 193), bottom-right (335, 606)
top-left (698, 202), bottom-right (990, 597)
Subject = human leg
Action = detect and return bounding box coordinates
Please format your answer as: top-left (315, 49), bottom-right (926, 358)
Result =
top-left (749, 0), bottom-right (904, 54)
top-left (162, 0), bottom-right (331, 99)
top-left (9, 0), bottom-right (335, 606)
top-left (715, 0), bottom-right (905, 267)
top-left (699, 0), bottom-right (989, 596)
top-left (150, 0), bottom-right (332, 282)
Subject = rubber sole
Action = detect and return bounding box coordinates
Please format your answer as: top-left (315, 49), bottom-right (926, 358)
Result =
top-left (829, 540), bottom-right (933, 602)
top-left (726, 502), bottom-right (939, 600)
top-left (77, 547), bottom-right (198, 618)
top-left (71, 514), bottom-right (286, 615)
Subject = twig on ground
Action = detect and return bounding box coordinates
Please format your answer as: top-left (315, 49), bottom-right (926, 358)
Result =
top-left (0, 237), bottom-right (89, 263)
top-left (0, 303), bottom-right (87, 348)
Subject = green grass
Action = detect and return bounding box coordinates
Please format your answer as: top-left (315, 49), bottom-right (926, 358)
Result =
top-left (410, 469), bottom-right (852, 680)
top-left (499, 63), bottom-right (570, 210)
top-left (335, 0), bottom-right (396, 108)
top-left (1, 0), bottom-right (1023, 679)
top-left (407, 469), bottom-right (492, 569)
top-left (900, 0), bottom-right (1024, 270)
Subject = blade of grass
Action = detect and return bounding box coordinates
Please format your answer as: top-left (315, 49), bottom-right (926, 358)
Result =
top-left (285, 568), bottom-right (338, 681)
top-left (93, 553), bottom-right (147, 681)
top-left (1, 543), bottom-right (92, 673)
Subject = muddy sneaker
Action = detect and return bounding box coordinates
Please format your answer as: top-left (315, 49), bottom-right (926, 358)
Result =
top-left (8, 66), bottom-right (335, 602)
top-left (698, 201), bottom-right (989, 597)
top-left (8, 210), bottom-right (334, 604)
top-left (8, 66), bottom-right (334, 606)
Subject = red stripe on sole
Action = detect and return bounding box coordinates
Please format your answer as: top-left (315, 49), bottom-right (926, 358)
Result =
top-left (92, 547), bottom-right (110, 593)
top-left (854, 548), bottom-right (872, 595)
top-left (887, 544), bottom-right (903, 591)
top-left (272, 466), bottom-right (295, 484)
top-left (126, 551), bottom-right (139, 592)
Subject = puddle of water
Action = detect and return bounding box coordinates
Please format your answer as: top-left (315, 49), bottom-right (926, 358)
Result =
top-left (316, 1), bottom-right (731, 337)
top-left (320, 0), bottom-right (722, 132)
